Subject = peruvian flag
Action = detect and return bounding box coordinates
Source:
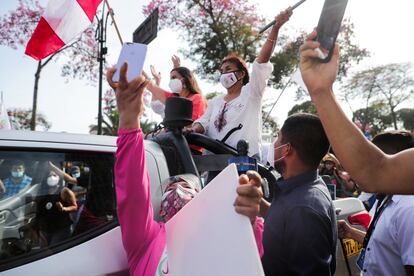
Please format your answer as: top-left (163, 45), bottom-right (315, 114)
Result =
top-left (25, 0), bottom-right (102, 60)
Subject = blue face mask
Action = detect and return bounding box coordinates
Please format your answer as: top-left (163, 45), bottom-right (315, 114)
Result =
top-left (12, 171), bottom-right (24, 178)
top-left (72, 172), bottom-right (81, 179)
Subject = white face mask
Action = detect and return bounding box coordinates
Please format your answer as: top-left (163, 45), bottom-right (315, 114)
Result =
top-left (267, 141), bottom-right (290, 168)
top-left (219, 71), bottom-right (239, 89)
top-left (47, 175), bottom-right (60, 187)
top-left (168, 78), bottom-right (183, 94)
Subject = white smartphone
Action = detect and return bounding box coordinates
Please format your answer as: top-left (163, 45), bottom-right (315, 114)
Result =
top-left (112, 42), bottom-right (148, 82)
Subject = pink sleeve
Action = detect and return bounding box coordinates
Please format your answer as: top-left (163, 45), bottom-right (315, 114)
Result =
top-left (254, 217), bottom-right (265, 257)
top-left (115, 128), bottom-right (161, 267)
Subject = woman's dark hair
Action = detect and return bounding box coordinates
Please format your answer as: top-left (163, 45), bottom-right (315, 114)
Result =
top-left (221, 54), bottom-right (250, 85)
top-left (171, 67), bottom-right (202, 95)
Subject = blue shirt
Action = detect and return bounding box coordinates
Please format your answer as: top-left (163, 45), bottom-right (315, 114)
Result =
top-left (2, 175), bottom-right (32, 198)
top-left (262, 170), bottom-right (337, 276)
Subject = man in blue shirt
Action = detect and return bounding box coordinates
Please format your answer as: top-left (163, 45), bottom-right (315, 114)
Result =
top-left (261, 113), bottom-right (337, 275)
top-left (1, 160), bottom-right (32, 199)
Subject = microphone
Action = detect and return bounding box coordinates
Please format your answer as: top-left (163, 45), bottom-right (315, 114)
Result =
top-left (258, 0), bottom-right (307, 34)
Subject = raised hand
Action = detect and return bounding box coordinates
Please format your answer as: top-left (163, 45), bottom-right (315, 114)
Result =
top-left (299, 31), bottom-right (340, 98)
top-left (106, 63), bottom-right (149, 129)
top-left (234, 171), bottom-right (263, 224)
top-left (171, 55), bottom-right (181, 68)
top-left (274, 7), bottom-right (293, 29)
top-left (150, 65), bottom-right (161, 86)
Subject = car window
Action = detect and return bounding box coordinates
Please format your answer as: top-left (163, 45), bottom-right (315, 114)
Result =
top-left (0, 149), bottom-right (116, 268)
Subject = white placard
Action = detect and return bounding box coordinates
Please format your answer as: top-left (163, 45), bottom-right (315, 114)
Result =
top-left (165, 164), bottom-right (264, 276)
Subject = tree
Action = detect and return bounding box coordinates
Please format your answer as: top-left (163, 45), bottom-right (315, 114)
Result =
top-left (397, 108), bottom-right (414, 132)
top-left (342, 63), bottom-right (414, 130)
top-left (271, 20), bottom-right (370, 99)
top-left (89, 89), bottom-right (157, 135)
top-left (287, 100), bottom-right (317, 116)
top-left (352, 102), bottom-right (392, 137)
top-left (143, 0), bottom-right (264, 80)
top-left (0, 0), bottom-right (99, 130)
top-left (7, 108), bottom-right (51, 131)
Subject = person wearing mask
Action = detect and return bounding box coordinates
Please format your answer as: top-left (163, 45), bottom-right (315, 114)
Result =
top-left (145, 55), bottom-right (206, 123)
top-left (260, 113), bottom-right (337, 275)
top-left (1, 160), bottom-right (32, 198)
top-left (191, 8), bottom-right (293, 158)
top-left (299, 30), bottom-right (414, 195)
top-left (35, 166), bottom-right (78, 246)
top-left (337, 131), bottom-right (414, 275)
top-left (107, 64), bottom-right (264, 276)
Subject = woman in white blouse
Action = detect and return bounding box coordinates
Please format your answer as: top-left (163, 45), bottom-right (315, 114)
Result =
top-left (192, 8), bottom-right (293, 158)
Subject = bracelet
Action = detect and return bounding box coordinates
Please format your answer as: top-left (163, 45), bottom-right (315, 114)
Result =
top-left (267, 38), bottom-right (276, 43)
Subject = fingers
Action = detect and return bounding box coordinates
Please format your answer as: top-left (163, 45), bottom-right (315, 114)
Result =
top-left (236, 184), bottom-right (263, 200)
top-left (238, 174), bottom-right (249, 185)
top-left (234, 205), bottom-right (259, 222)
top-left (246, 170), bottom-right (262, 188)
top-left (306, 30), bottom-right (317, 41)
top-left (106, 67), bottom-right (117, 89)
top-left (118, 62), bottom-right (128, 90)
top-left (299, 40), bottom-right (320, 53)
top-left (332, 43), bottom-right (340, 62)
top-left (142, 70), bottom-right (150, 79)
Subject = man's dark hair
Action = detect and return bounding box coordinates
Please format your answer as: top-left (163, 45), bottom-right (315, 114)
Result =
top-left (11, 160), bottom-right (25, 168)
top-left (372, 131), bottom-right (414, 154)
top-left (221, 54), bottom-right (250, 85)
top-left (281, 113), bottom-right (329, 169)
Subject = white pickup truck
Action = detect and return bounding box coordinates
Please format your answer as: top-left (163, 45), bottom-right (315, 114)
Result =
top-left (0, 130), bottom-right (366, 275)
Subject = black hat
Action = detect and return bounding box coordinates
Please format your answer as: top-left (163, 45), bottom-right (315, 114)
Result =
top-left (163, 97), bottom-right (193, 129)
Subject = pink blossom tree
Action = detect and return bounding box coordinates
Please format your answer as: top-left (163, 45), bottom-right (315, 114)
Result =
top-left (0, 0), bottom-right (99, 130)
top-left (143, 0), bottom-right (264, 79)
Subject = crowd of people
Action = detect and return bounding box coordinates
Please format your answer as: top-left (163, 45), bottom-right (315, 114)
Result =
top-left (107, 6), bottom-right (414, 276)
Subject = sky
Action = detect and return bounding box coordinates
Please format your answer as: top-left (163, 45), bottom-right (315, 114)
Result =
top-left (0, 0), bottom-right (413, 134)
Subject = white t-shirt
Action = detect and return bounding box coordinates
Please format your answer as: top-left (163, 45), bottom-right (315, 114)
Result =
top-left (363, 195), bottom-right (414, 276)
top-left (195, 60), bottom-right (273, 156)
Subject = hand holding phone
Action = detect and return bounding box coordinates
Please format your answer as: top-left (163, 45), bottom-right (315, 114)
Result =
top-left (112, 43), bottom-right (148, 82)
top-left (315, 0), bottom-right (348, 62)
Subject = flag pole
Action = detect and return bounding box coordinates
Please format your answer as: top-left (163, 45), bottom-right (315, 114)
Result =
top-left (104, 0), bottom-right (123, 45)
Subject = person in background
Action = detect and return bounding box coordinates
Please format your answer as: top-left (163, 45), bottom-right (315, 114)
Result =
top-left (107, 63), bottom-right (264, 276)
top-left (260, 113), bottom-right (337, 275)
top-left (36, 164), bottom-right (78, 246)
top-left (192, 8), bottom-right (293, 158)
top-left (299, 30), bottom-right (414, 195)
top-left (319, 153), bottom-right (356, 198)
top-left (337, 130), bottom-right (414, 275)
top-left (145, 55), bottom-right (207, 123)
top-left (1, 160), bottom-right (32, 198)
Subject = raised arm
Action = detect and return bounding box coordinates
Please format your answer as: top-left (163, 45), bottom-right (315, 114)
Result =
top-left (107, 64), bottom-right (161, 266)
top-left (299, 31), bottom-right (414, 194)
top-left (256, 8), bottom-right (292, 64)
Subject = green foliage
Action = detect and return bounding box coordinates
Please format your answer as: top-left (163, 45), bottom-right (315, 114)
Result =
top-left (89, 89), bottom-right (157, 136)
top-left (7, 108), bottom-right (51, 131)
top-left (352, 102), bottom-right (393, 136)
top-left (287, 100), bottom-right (317, 116)
top-left (397, 108), bottom-right (414, 131)
top-left (342, 62), bottom-right (414, 130)
top-left (144, 0), bottom-right (264, 80)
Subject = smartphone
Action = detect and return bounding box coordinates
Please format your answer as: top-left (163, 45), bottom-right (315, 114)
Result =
top-left (112, 42), bottom-right (148, 82)
top-left (315, 0), bottom-right (348, 62)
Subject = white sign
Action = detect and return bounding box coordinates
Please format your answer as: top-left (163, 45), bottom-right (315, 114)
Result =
top-left (165, 164), bottom-right (264, 276)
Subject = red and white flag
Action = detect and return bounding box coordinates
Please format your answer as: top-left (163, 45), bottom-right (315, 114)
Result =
top-left (25, 0), bottom-right (102, 60)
